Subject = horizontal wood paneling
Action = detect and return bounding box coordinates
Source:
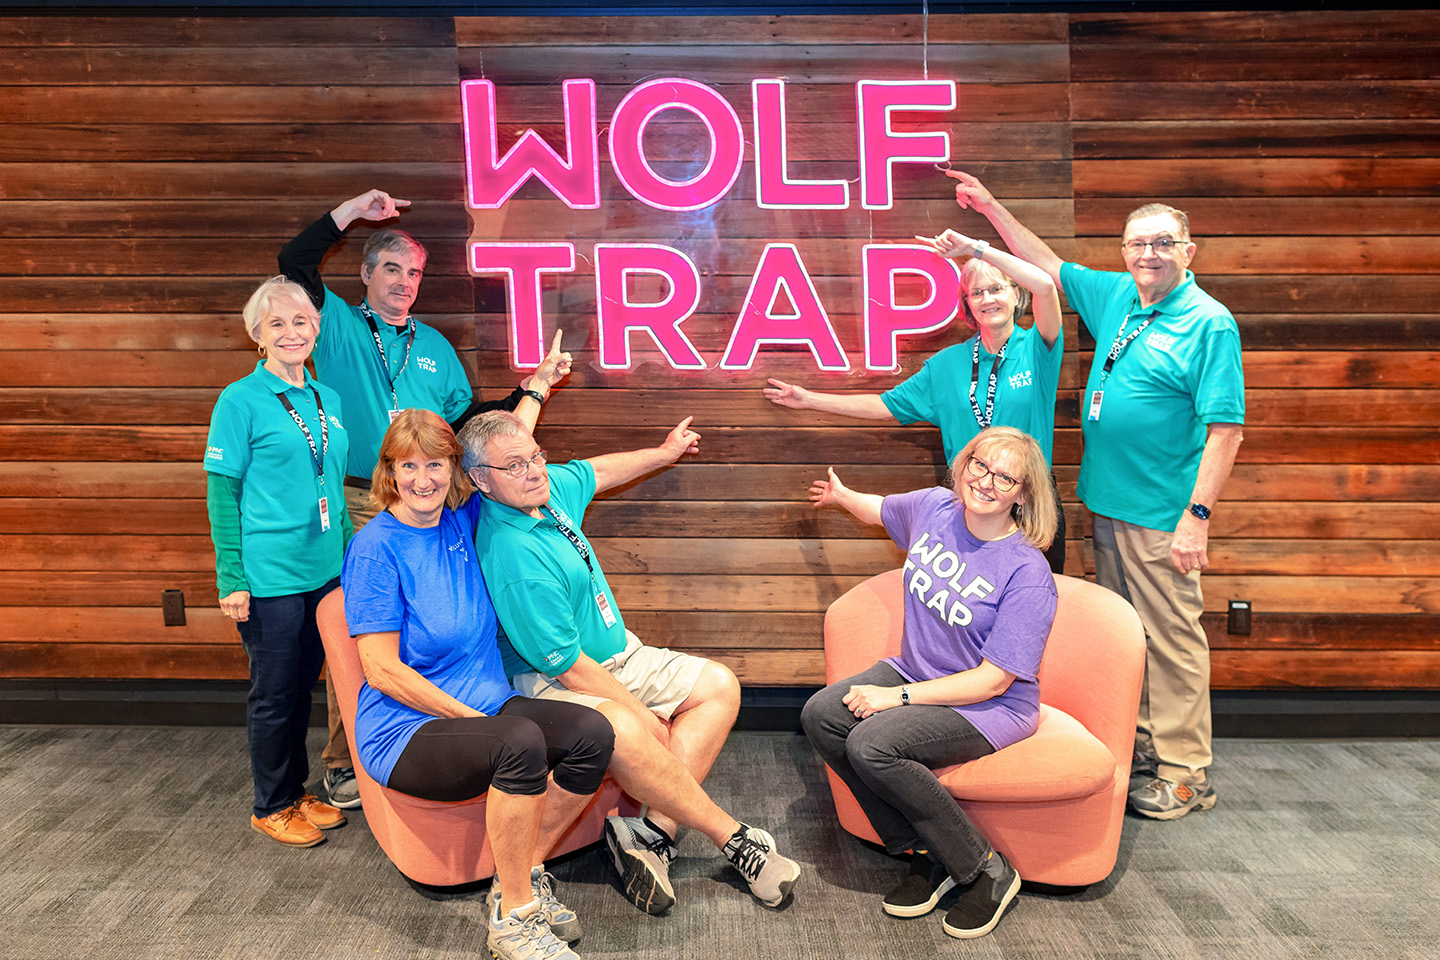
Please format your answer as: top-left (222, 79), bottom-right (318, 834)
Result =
top-left (0, 11), bottom-right (1434, 692)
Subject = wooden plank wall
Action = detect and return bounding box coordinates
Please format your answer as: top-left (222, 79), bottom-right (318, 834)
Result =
top-left (1, 11), bottom-right (1435, 690)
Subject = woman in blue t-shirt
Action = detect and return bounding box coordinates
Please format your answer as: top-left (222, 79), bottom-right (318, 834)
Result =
top-left (204, 276), bottom-right (353, 849)
top-left (764, 218), bottom-right (1066, 574)
top-left (801, 426), bottom-right (1059, 940)
top-left (342, 409), bottom-right (612, 960)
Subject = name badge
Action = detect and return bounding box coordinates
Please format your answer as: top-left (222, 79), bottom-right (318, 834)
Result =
top-left (1087, 389), bottom-right (1104, 421)
top-left (388, 409), bottom-right (401, 423)
top-left (318, 495), bottom-right (331, 533)
top-left (595, 591), bottom-right (617, 628)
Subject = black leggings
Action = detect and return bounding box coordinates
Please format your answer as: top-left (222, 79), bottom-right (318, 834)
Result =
top-left (387, 697), bottom-right (614, 801)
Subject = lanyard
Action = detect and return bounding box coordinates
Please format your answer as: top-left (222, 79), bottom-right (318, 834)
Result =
top-left (360, 300), bottom-right (415, 411)
top-left (543, 505), bottom-right (594, 577)
top-left (1100, 309), bottom-right (1158, 383)
top-left (967, 335), bottom-right (1009, 429)
top-left (275, 387), bottom-right (329, 484)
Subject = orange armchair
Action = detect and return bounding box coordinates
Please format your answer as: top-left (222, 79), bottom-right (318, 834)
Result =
top-left (316, 588), bottom-right (637, 887)
top-left (820, 570), bottom-right (1144, 887)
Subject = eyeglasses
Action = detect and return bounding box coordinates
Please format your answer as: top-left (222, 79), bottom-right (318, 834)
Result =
top-left (1122, 237), bottom-right (1188, 255)
top-left (965, 456), bottom-right (1021, 493)
top-left (482, 448), bottom-right (547, 479)
top-left (967, 282), bottom-right (1015, 301)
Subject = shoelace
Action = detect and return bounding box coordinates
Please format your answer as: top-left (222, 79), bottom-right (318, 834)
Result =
top-left (533, 872), bottom-right (568, 916)
top-left (725, 831), bottom-right (772, 881)
top-left (505, 911), bottom-right (565, 957)
top-left (638, 830), bottom-right (674, 865)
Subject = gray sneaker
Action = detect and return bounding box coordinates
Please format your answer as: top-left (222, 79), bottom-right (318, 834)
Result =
top-left (1129, 776), bottom-right (1217, 821)
top-left (603, 815), bottom-right (675, 915)
top-left (487, 894), bottom-right (577, 960)
top-left (531, 866), bottom-right (581, 943)
top-left (322, 766), bottom-right (362, 810)
top-left (722, 823), bottom-right (801, 907)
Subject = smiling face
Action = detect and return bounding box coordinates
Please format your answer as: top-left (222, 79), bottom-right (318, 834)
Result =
top-left (1122, 212), bottom-right (1196, 306)
top-left (390, 452), bottom-right (452, 527)
top-left (957, 445), bottom-right (1029, 531)
top-left (962, 260), bottom-right (1021, 339)
top-left (361, 242), bottom-right (425, 323)
top-left (257, 293), bottom-right (319, 367)
top-left (472, 430), bottom-right (551, 517)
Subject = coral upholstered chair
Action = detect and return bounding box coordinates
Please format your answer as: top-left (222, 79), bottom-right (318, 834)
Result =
top-left (821, 570), bottom-right (1145, 887)
top-left (316, 589), bottom-right (637, 887)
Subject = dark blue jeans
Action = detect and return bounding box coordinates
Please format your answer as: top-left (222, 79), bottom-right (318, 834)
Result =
top-left (802, 661), bottom-right (997, 885)
top-left (236, 577), bottom-right (340, 818)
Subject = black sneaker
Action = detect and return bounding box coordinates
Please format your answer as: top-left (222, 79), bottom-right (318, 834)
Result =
top-left (882, 852), bottom-right (956, 918)
top-left (322, 766), bottom-right (362, 810)
top-left (603, 815), bottom-right (675, 915)
top-left (941, 850), bottom-right (1020, 939)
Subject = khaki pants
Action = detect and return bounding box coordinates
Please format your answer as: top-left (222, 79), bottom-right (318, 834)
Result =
top-left (1090, 513), bottom-right (1211, 786)
top-left (319, 483), bottom-right (382, 771)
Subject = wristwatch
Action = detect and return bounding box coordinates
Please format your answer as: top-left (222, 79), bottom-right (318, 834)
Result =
top-left (900, 686), bottom-right (911, 705)
top-left (520, 388), bottom-right (546, 405)
top-left (1187, 502), bottom-right (1211, 521)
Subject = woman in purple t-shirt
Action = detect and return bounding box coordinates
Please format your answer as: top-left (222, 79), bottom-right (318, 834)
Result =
top-left (801, 426), bottom-right (1058, 940)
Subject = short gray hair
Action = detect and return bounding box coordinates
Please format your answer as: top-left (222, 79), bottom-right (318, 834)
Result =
top-left (458, 410), bottom-right (527, 474)
top-left (241, 275), bottom-right (317, 343)
top-left (1124, 203), bottom-right (1191, 240)
top-left (362, 229), bottom-right (428, 274)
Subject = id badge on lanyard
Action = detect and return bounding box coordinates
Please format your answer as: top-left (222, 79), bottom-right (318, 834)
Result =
top-left (1087, 390), bottom-right (1104, 421)
top-left (594, 591), bottom-right (617, 628)
top-left (318, 495), bottom-right (331, 532)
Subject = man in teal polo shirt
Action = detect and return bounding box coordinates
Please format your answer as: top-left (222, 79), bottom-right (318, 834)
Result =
top-left (459, 411), bottom-right (802, 916)
top-left (278, 188), bottom-right (568, 809)
top-left (948, 170), bottom-right (1244, 821)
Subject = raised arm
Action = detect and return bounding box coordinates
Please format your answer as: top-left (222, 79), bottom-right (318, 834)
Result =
top-left (276, 190), bottom-right (412, 309)
top-left (451, 329), bottom-right (573, 434)
top-left (355, 630), bottom-right (485, 719)
top-left (763, 379), bottom-right (897, 420)
top-left (330, 189), bottom-right (411, 231)
top-left (945, 170), bottom-right (1066, 293)
top-left (809, 467), bottom-right (884, 526)
top-left (1170, 422), bottom-right (1244, 574)
top-left (920, 228), bottom-right (1063, 350)
top-left (587, 417), bottom-right (701, 494)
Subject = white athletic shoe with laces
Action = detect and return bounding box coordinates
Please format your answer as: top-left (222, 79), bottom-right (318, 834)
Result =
top-left (722, 822), bottom-right (801, 907)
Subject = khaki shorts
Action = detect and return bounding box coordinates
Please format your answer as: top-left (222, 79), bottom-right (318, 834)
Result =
top-left (511, 631), bottom-right (708, 721)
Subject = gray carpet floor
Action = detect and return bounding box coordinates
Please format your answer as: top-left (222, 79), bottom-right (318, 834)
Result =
top-left (1, 726), bottom-right (1436, 960)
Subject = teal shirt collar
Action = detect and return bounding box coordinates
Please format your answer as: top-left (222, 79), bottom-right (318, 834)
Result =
top-left (481, 493), bottom-right (546, 532)
top-left (251, 360), bottom-right (314, 395)
top-left (1134, 270), bottom-right (1200, 318)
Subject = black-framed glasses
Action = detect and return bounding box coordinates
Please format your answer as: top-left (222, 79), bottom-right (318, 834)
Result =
top-left (1122, 237), bottom-right (1188, 254)
top-left (483, 448), bottom-right (548, 479)
top-left (966, 282), bottom-right (1016, 300)
top-left (965, 456), bottom-right (1021, 493)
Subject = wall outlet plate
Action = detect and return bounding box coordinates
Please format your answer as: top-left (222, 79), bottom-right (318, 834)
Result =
top-left (162, 590), bottom-right (186, 627)
top-left (1227, 600), bottom-right (1251, 636)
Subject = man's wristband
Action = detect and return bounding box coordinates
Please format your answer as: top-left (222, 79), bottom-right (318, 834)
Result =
top-left (520, 388), bottom-right (546, 405)
top-left (1187, 502), bottom-right (1211, 521)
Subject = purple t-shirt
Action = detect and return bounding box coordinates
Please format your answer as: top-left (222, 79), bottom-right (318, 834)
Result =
top-left (880, 486), bottom-right (1058, 750)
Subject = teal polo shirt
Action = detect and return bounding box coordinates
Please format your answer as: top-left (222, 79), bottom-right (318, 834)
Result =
top-left (1061, 264), bottom-right (1245, 532)
top-left (204, 362), bottom-right (351, 597)
top-left (312, 286), bottom-right (473, 478)
top-left (475, 460), bottom-right (628, 678)
top-left (881, 322), bottom-right (1063, 466)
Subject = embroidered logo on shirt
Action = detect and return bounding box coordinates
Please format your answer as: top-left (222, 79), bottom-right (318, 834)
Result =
top-left (205, 445), bottom-right (224, 461)
top-left (447, 537), bottom-right (469, 561)
top-left (416, 355), bottom-right (438, 373)
top-left (1145, 331), bottom-right (1177, 352)
top-left (1008, 369), bottom-right (1033, 390)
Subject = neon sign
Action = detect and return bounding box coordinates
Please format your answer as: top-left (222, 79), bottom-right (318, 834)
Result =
top-left (463, 77), bottom-right (960, 372)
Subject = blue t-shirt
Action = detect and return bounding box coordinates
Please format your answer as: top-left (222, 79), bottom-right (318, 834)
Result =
top-left (475, 460), bottom-right (628, 679)
top-left (203, 361), bottom-right (350, 597)
top-left (341, 496), bottom-right (517, 787)
top-left (1060, 264), bottom-right (1245, 531)
top-left (881, 322), bottom-right (1064, 466)
top-left (312, 287), bottom-right (473, 479)
top-left (880, 486), bottom-right (1058, 750)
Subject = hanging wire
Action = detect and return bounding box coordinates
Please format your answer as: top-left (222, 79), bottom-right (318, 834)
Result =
top-left (922, 0), bottom-right (930, 80)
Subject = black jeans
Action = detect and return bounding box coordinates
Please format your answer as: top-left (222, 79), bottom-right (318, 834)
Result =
top-left (1042, 473), bottom-right (1066, 575)
top-left (802, 661), bottom-right (997, 884)
top-left (387, 697), bottom-right (615, 801)
top-left (236, 577), bottom-right (339, 818)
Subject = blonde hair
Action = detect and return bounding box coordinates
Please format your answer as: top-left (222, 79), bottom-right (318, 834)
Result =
top-left (371, 409), bottom-right (472, 512)
top-left (958, 258), bottom-right (1031, 333)
top-left (950, 426), bottom-right (1056, 551)
top-left (241, 275), bottom-right (317, 344)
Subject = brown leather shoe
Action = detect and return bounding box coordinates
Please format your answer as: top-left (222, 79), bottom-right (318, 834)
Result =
top-left (296, 793), bottom-right (347, 830)
top-left (251, 805), bottom-right (325, 847)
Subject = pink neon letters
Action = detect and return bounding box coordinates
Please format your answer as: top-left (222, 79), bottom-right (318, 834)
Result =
top-left (862, 245), bottom-right (961, 371)
top-left (594, 244), bottom-right (707, 369)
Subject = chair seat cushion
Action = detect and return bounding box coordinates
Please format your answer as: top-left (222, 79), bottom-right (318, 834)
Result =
top-left (934, 705), bottom-right (1116, 802)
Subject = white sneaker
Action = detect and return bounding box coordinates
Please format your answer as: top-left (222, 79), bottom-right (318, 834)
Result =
top-left (487, 895), bottom-right (577, 960)
top-left (603, 815), bottom-right (675, 915)
top-left (722, 823), bottom-right (801, 907)
top-left (532, 865), bottom-right (581, 942)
